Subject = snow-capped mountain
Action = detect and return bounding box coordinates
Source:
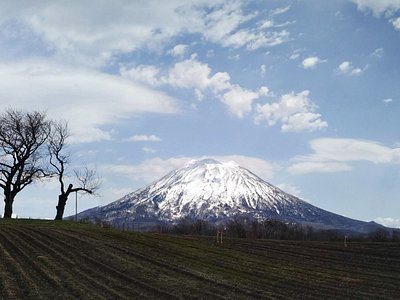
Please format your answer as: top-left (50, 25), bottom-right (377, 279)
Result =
top-left (76, 158), bottom-right (382, 233)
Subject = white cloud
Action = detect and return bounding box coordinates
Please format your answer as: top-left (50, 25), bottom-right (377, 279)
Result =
top-left (273, 20), bottom-right (296, 28)
top-left (121, 54), bottom-right (230, 91)
top-left (375, 217), bottom-right (400, 228)
top-left (391, 17), bottom-right (400, 29)
top-left (206, 49), bottom-right (215, 58)
top-left (1, 2), bottom-right (288, 125)
top-left (199, 1), bottom-right (290, 51)
top-left (104, 155), bottom-right (279, 184)
top-left (0, 1), bottom-right (207, 66)
top-left (219, 29), bottom-right (254, 48)
top-left (288, 161), bottom-right (352, 175)
top-left (194, 89), bottom-right (204, 101)
top-left (288, 138), bottom-right (400, 174)
top-left (301, 56), bottom-right (327, 69)
top-left (335, 11), bottom-right (343, 18)
top-left (371, 47), bottom-right (384, 58)
top-left (338, 61), bottom-right (363, 75)
top-left (221, 85), bottom-right (263, 118)
top-left (255, 90), bottom-right (328, 132)
top-left (169, 44), bottom-right (189, 57)
top-left (338, 61), bottom-right (351, 73)
top-left (0, 61), bottom-right (178, 143)
top-left (215, 155), bottom-right (279, 180)
top-left (277, 183), bottom-right (301, 197)
top-left (307, 138), bottom-right (400, 164)
top-left (222, 29), bottom-right (289, 50)
top-left (383, 98), bottom-right (393, 104)
top-left (202, 1), bottom-right (254, 42)
top-left (351, 0), bottom-right (400, 30)
top-left (143, 146), bottom-right (156, 154)
top-left (0, 1), bottom-right (290, 66)
top-left (260, 64), bottom-right (267, 76)
top-left (126, 135), bottom-right (162, 142)
top-left (282, 112), bottom-right (328, 132)
top-left (351, 68), bottom-right (362, 75)
top-left (201, 2), bottom-right (290, 50)
top-left (103, 157), bottom-right (188, 183)
top-left (351, 0), bottom-right (400, 17)
top-left (260, 20), bottom-right (274, 29)
top-left (120, 65), bottom-right (161, 86)
top-left (164, 54), bottom-right (231, 91)
top-left (258, 86), bottom-right (270, 96)
top-left (289, 49), bottom-right (303, 60)
top-left (122, 54), bottom-right (268, 118)
top-left (270, 5), bottom-right (291, 16)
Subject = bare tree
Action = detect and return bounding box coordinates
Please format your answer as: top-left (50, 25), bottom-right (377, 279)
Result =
top-left (49, 121), bottom-right (100, 220)
top-left (0, 109), bottom-right (51, 218)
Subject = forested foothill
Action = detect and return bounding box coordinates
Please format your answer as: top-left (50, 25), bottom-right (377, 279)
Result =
top-left (0, 108), bottom-right (99, 220)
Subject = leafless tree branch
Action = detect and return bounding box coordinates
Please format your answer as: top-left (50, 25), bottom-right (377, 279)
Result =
top-left (49, 121), bottom-right (101, 220)
top-left (0, 108), bottom-right (52, 218)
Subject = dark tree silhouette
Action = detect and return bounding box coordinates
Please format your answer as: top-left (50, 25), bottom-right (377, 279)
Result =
top-left (49, 121), bottom-right (100, 220)
top-left (0, 109), bottom-right (51, 218)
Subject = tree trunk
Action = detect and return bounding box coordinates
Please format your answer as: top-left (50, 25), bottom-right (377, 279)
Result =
top-left (54, 194), bottom-right (68, 220)
top-left (3, 196), bottom-right (13, 218)
top-left (55, 184), bottom-right (73, 220)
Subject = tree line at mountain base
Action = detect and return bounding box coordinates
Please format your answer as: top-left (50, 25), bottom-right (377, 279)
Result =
top-left (166, 218), bottom-right (400, 242)
top-left (88, 217), bottom-right (400, 242)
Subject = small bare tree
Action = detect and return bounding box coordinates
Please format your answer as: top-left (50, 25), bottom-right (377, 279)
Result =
top-left (0, 109), bottom-right (51, 218)
top-left (49, 121), bottom-right (100, 220)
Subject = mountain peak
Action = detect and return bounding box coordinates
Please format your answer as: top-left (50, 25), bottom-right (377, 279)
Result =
top-left (79, 158), bottom-right (303, 222)
top-left (77, 158), bottom-right (384, 234)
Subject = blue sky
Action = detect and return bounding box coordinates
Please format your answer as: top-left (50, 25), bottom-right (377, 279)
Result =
top-left (1, 0), bottom-right (400, 227)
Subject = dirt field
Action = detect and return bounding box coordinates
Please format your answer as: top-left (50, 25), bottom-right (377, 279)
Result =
top-left (0, 220), bottom-right (399, 299)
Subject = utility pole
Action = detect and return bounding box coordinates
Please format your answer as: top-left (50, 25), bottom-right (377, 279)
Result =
top-left (75, 191), bottom-right (78, 222)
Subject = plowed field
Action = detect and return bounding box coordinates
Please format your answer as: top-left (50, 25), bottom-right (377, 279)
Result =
top-left (0, 220), bottom-right (399, 299)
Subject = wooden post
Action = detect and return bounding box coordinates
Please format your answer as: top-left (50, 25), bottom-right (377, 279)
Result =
top-left (217, 229), bottom-right (223, 244)
top-left (344, 235), bottom-right (347, 248)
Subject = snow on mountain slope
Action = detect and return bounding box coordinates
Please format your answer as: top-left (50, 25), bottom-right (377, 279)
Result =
top-left (76, 158), bottom-right (383, 233)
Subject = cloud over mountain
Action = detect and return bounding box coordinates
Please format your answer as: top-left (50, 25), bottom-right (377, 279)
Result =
top-left (0, 61), bottom-right (178, 143)
top-left (255, 90), bottom-right (328, 132)
top-left (289, 138), bottom-right (400, 174)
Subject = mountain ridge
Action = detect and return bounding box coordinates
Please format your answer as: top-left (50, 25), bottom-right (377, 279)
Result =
top-left (76, 158), bottom-right (384, 234)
